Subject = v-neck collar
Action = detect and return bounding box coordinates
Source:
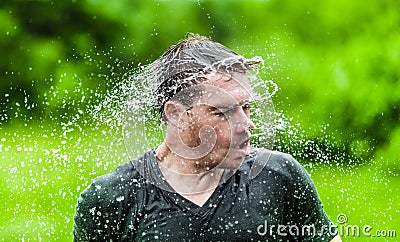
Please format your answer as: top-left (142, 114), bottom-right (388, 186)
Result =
top-left (144, 149), bottom-right (237, 216)
top-left (163, 174), bottom-right (235, 219)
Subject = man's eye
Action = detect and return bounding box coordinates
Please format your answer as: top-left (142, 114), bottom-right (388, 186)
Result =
top-left (213, 111), bottom-right (225, 116)
top-left (211, 108), bottom-right (230, 116)
top-left (243, 104), bottom-right (252, 111)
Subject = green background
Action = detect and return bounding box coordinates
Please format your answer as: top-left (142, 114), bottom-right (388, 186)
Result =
top-left (1, 0), bottom-right (399, 241)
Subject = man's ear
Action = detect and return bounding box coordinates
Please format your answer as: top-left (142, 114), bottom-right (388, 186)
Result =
top-left (164, 101), bottom-right (185, 126)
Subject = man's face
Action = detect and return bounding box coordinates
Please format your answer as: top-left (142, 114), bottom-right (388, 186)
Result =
top-left (177, 72), bottom-right (255, 170)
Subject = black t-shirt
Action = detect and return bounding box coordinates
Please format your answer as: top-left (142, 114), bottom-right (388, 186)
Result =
top-left (73, 148), bottom-right (337, 241)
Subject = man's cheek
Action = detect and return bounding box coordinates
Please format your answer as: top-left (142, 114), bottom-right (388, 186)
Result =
top-left (216, 133), bottom-right (233, 146)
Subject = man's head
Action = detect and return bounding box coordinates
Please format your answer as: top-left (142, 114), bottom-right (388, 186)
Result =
top-left (154, 34), bottom-right (261, 170)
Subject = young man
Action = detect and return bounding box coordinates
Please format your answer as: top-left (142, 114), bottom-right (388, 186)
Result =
top-left (74, 35), bottom-right (341, 241)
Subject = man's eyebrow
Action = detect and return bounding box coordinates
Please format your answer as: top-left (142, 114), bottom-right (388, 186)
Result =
top-left (238, 99), bottom-right (253, 106)
top-left (212, 99), bottom-right (253, 110)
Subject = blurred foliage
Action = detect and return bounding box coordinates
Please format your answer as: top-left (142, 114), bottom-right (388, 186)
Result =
top-left (0, 0), bottom-right (399, 240)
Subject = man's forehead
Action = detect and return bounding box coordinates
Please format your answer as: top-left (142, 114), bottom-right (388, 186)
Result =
top-left (208, 72), bottom-right (252, 94)
top-left (201, 87), bottom-right (253, 104)
top-left (192, 76), bottom-right (254, 108)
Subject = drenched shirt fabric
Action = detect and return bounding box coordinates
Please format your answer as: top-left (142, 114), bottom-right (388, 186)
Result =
top-left (73, 148), bottom-right (337, 241)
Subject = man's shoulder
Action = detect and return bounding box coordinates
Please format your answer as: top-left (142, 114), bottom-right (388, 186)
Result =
top-left (92, 161), bottom-right (139, 188)
top-left (80, 151), bottom-right (152, 201)
top-left (243, 148), bottom-right (308, 181)
top-left (79, 162), bottom-right (136, 204)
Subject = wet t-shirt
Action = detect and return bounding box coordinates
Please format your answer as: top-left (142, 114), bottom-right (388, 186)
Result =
top-left (73, 148), bottom-right (337, 241)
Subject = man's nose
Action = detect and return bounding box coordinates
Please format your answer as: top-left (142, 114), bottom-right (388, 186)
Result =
top-left (233, 108), bottom-right (255, 133)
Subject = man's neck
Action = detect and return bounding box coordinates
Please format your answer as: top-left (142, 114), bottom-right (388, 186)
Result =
top-left (155, 142), bottom-right (224, 203)
top-left (156, 142), bottom-right (219, 174)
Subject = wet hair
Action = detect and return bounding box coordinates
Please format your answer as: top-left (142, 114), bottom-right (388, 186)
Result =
top-left (154, 34), bottom-right (261, 123)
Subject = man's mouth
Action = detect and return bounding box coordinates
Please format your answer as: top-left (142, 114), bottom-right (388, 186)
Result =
top-left (238, 138), bottom-right (250, 149)
top-left (237, 138), bottom-right (251, 156)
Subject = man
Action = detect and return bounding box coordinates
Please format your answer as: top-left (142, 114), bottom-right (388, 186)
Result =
top-left (74, 35), bottom-right (341, 241)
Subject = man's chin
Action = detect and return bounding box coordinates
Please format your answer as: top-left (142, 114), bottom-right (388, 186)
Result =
top-left (204, 148), bottom-right (247, 170)
top-left (216, 154), bottom-right (244, 170)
